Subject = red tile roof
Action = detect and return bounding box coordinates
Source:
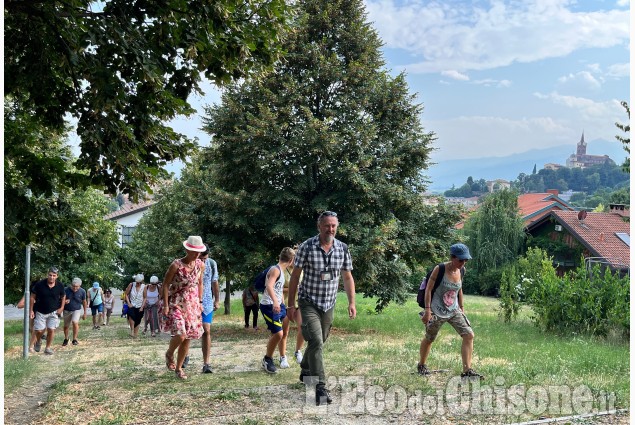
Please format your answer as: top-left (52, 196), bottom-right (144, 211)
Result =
top-left (104, 199), bottom-right (156, 220)
top-left (552, 210), bottom-right (630, 269)
top-left (517, 193), bottom-right (574, 228)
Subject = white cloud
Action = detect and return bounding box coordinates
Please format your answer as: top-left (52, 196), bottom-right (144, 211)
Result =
top-left (616, 0), bottom-right (629, 7)
top-left (365, 0), bottom-right (630, 73)
top-left (426, 93), bottom-right (626, 161)
top-left (533, 92), bottom-right (623, 119)
top-left (557, 71), bottom-right (603, 90)
top-left (441, 70), bottom-right (469, 80)
top-left (473, 78), bottom-right (512, 88)
top-left (606, 63), bottom-right (630, 77)
top-left (498, 79), bottom-right (512, 88)
top-left (426, 115), bottom-right (574, 160)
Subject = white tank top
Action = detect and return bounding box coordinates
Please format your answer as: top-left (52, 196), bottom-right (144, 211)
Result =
top-left (260, 265), bottom-right (285, 306)
top-left (146, 286), bottom-right (159, 306)
top-left (129, 283), bottom-right (145, 308)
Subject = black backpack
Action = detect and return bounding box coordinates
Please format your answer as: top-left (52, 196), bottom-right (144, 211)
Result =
top-left (416, 263), bottom-right (465, 308)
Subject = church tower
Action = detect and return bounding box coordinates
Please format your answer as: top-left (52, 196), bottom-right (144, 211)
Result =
top-left (576, 132), bottom-right (587, 156)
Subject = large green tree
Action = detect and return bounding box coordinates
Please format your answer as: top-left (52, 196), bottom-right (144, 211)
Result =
top-left (4, 99), bottom-right (121, 301)
top-left (463, 190), bottom-right (526, 279)
top-left (123, 0), bottom-right (462, 310)
top-left (615, 101), bottom-right (630, 173)
top-left (197, 0), bottom-right (461, 309)
top-left (5, 0), bottom-right (290, 198)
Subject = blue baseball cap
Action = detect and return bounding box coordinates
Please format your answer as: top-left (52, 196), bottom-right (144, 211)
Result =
top-left (450, 243), bottom-right (472, 260)
top-left (93, 282), bottom-right (100, 288)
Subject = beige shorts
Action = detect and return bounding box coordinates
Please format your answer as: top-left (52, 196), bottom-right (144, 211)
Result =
top-left (34, 311), bottom-right (60, 331)
top-left (425, 311), bottom-right (473, 342)
top-left (63, 309), bottom-right (82, 326)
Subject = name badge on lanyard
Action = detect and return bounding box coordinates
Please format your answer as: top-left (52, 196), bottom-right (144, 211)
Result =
top-left (321, 249), bottom-right (333, 283)
top-left (321, 270), bottom-right (332, 282)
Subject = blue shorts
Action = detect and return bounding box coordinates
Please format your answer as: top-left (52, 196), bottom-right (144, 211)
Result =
top-left (260, 303), bottom-right (286, 334)
top-left (202, 310), bottom-right (214, 324)
top-left (91, 303), bottom-right (104, 315)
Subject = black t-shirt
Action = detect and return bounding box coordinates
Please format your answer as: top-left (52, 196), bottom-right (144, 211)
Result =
top-left (32, 279), bottom-right (65, 314)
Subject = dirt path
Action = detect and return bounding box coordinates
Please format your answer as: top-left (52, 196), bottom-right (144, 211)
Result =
top-left (4, 317), bottom-right (630, 425)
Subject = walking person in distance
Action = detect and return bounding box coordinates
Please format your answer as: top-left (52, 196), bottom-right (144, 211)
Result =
top-left (62, 277), bottom-right (87, 346)
top-left (260, 247), bottom-right (296, 374)
top-left (29, 267), bottom-right (66, 355)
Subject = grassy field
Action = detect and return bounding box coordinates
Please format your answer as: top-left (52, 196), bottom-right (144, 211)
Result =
top-left (3, 294), bottom-right (629, 424)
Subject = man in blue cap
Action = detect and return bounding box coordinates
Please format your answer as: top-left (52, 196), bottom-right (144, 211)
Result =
top-left (88, 281), bottom-right (105, 330)
top-left (418, 243), bottom-right (484, 380)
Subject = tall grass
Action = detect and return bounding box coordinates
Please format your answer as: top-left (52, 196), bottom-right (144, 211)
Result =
top-left (330, 293), bottom-right (629, 407)
top-left (216, 292), bottom-right (629, 408)
top-left (5, 292), bottom-right (629, 420)
top-left (4, 320), bottom-right (45, 392)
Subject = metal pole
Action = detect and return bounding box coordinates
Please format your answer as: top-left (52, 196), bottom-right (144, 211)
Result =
top-left (23, 244), bottom-right (31, 359)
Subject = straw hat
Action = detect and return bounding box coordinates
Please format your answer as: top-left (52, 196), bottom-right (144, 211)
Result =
top-left (183, 236), bottom-right (206, 252)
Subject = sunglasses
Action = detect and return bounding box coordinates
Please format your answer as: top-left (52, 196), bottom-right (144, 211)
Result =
top-left (319, 211), bottom-right (337, 218)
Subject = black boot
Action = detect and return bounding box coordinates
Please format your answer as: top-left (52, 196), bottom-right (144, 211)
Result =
top-left (315, 384), bottom-right (332, 406)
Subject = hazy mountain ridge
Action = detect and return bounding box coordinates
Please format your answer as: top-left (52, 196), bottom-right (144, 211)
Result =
top-left (425, 139), bottom-right (627, 193)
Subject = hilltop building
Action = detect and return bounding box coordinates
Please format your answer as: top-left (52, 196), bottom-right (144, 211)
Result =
top-left (544, 163), bottom-right (564, 170)
top-left (565, 132), bottom-right (614, 168)
top-left (486, 179), bottom-right (511, 192)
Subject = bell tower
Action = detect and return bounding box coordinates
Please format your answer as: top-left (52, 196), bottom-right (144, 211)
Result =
top-left (576, 132), bottom-right (586, 156)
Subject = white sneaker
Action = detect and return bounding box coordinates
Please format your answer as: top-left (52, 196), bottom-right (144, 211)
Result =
top-left (279, 356), bottom-right (290, 369)
top-left (294, 350), bottom-right (303, 363)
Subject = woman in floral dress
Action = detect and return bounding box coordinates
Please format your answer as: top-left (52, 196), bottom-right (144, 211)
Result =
top-left (161, 236), bottom-right (206, 379)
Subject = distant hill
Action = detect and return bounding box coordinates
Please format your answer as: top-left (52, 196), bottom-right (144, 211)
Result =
top-left (425, 139), bottom-right (627, 193)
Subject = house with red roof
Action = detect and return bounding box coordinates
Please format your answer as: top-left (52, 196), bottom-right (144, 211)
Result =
top-left (518, 190), bottom-right (575, 230)
top-left (454, 190), bottom-right (575, 230)
top-left (527, 205), bottom-right (630, 275)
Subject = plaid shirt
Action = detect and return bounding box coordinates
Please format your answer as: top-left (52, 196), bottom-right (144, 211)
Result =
top-left (295, 235), bottom-right (353, 312)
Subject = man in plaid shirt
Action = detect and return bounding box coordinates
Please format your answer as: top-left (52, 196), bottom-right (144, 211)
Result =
top-left (287, 211), bottom-right (357, 406)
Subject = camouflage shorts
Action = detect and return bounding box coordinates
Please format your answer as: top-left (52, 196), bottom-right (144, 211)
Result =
top-left (425, 311), bottom-right (473, 342)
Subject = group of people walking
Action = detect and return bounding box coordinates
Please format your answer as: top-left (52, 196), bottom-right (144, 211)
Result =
top-left (123, 273), bottom-right (164, 338)
top-left (24, 271), bottom-right (117, 354)
top-left (23, 211), bottom-right (482, 405)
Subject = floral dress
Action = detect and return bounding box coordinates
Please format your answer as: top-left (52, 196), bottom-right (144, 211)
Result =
top-left (160, 258), bottom-right (204, 339)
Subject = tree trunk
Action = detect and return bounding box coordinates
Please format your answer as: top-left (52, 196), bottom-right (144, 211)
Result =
top-left (224, 272), bottom-right (232, 314)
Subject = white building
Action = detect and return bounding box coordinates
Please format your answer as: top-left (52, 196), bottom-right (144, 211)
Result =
top-left (104, 200), bottom-right (156, 247)
top-left (486, 179), bottom-right (511, 193)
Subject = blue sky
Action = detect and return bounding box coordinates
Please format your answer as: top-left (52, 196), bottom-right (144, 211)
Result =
top-left (166, 0), bottom-right (630, 172)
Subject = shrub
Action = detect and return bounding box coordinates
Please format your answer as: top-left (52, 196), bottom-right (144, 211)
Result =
top-left (408, 268), bottom-right (426, 294)
top-left (498, 265), bottom-right (521, 322)
top-left (475, 267), bottom-right (504, 296)
top-left (498, 248), bottom-right (629, 341)
top-left (461, 272), bottom-right (480, 295)
top-left (528, 259), bottom-right (629, 339)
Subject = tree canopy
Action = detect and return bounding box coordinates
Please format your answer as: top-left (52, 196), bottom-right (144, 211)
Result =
top-left (463, 190), bottom-right (526, 278)
top-left (124, 0), bottom-right (462, 310)
top-left (615, 101), bottom-right (630, 173)
top-left (5, 0), bottom-right (290, 198)
top-left (4, 99), bottom-right (121, 301)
